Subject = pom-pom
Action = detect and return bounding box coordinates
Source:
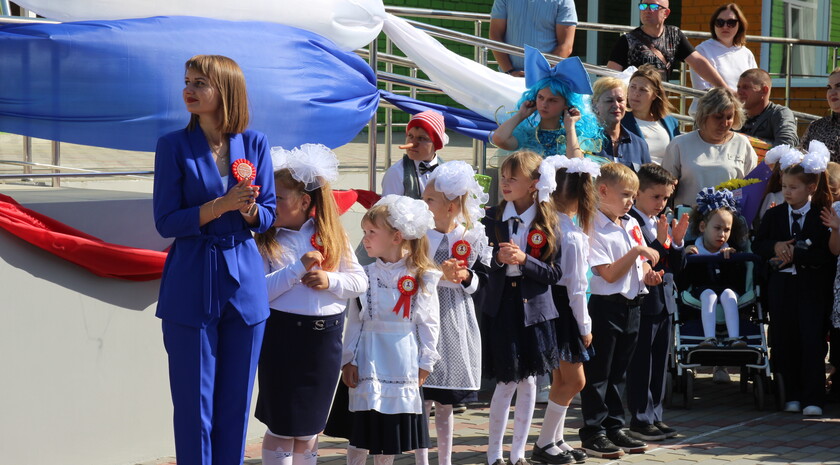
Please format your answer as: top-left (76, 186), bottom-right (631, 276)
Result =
top-left (696, 187), bottom-right (738, 215)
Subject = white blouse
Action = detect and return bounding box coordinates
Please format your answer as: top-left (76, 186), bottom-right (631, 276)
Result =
top-left (262, 218), bottom-right (367, 316)
top-left (558, 213), bottom-right (592, 335)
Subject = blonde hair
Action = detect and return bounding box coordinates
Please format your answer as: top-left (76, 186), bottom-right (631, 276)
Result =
top-left (596, 162), bottom-right (640, 191)
top-left (497, 151), bottom-right (558, 261)
top-left (185, 55), bottom-right (250, 134)
top-left (592, 77), bottom-right (627, 108)
top-left (255, 169), bottom-right (349, 272)
top-left (694, 86), bottom-right (746, 131)
top-left (425, 179), bottom-right (473, 231)
top-left (362, 204), bottom-right (436, 290)
top-left (629, 64), bottom-right (676, 120)
top-left (826, 162), bottom-right (840, 197)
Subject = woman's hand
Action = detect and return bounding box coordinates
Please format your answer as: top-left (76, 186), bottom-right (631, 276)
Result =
top-left (219, 179), bottom-right (258, 215)
top-left (418, 368), bottom-right (430, 387)
top-left (301, 250), bottom-right (324, 271)
top-left (302, 270), bottom-right (330, 290)
top-left (821, 206), bottom-right (840, 230)
top-left (341, 364), bottom-right (359, 388)
top-left (580, 332), bottom-right (593, 348)
top-left (774, 239), bottom-right (795, 265)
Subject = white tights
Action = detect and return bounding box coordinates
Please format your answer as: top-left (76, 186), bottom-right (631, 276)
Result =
top-left (346, 445), bottom-right (394, 465)
top-left (487, 376), bottom-right (537, 464)
top-left (700, 288), bottom-right (739, 338)
top-left (262, 432), bottom-right (318, 465)
top-left (414, 401), bottom-right (454, 465)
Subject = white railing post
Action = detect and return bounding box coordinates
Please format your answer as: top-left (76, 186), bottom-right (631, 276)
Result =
top-left (368, 40), bottom-right (378, 191)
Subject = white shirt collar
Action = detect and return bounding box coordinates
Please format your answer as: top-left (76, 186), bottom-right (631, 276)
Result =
top-left (632, 206), bottom-right (657, 228)
top-left (502, 201), bottom-right (538, 227)
top-left (276, 217), bottom-right (315, 234)
top-left (788, 201), bottom-right (811, 216)
top-left (413, 155), bottom-right (439, 168)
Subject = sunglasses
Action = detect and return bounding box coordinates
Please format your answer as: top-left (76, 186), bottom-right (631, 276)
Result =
top-left (638, 3), bottom-right (667, 12)
top-left (715, 18), bottom-right (739, 28)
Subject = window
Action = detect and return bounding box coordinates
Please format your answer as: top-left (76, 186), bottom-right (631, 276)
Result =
top-left (762, 0), bottom-right (834, 85)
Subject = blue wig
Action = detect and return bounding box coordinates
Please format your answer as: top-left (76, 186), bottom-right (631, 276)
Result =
top-left (516, 77), bottom-right (603, 144)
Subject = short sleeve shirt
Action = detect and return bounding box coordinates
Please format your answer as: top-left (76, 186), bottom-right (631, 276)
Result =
top-left (491, 0), bottom-right (578, 71)
top-left (609, 26), bottom-right (695, 80)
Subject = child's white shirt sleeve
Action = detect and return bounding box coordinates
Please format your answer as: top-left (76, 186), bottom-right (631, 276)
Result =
top-left (341, 296), bottom-right (364, 367)
top-left (264, 259), bottom-right (307, 301)
top-left (560, 230), bottom-right (592, 335)
top-left (588, 233), bottom-right (613, 271)
top-left (415, 269), bottom-right (443, 372)
top-left (381, 162), bottom-right (404, 196)
top-left (325, 245), bottom-right (368, 300)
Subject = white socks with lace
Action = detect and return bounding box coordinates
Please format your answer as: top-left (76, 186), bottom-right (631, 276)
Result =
top-left (536, 400), bottom-right (567, 455)
top-left (487, 376), bottom-right (537, 464)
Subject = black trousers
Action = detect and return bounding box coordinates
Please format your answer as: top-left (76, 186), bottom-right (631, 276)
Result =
top-left (579, 295), bottom-right (641, 442)
top-left (626, 309), bottom-right (671, 427)
top-left (767, 273), bottom-right (827, 407)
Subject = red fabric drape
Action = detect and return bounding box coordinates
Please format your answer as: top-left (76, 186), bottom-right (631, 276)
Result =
top-left (0, 189), bottom-right (379, 281)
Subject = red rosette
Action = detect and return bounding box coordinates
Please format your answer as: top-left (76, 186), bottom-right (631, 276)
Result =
top-left (663, 235), bottom-right (672, 249)
top-left (527, 229), bottom-right (547, 258)
top-left (451, 239), bottom-right (471, 262)
top-left (630, 225), bottom-right (644, 246)
top-left (231, 158), bottom-right (256, 183)
top-left (393, 275), bottom-right (417, 319)
top-left (311, 233), bottom-right (324, 252)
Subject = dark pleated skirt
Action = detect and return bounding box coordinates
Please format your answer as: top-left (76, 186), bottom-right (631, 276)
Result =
top-left (255, 310), bottom-right (344, 436)
top-left (422, 387), bottom-right (478, 405)
top-left (349, 410), bottom-right (430, 454)
top-left (482, 277), bottom-right (560, 383)
top-left (552, 285), bottom-right (595, 363)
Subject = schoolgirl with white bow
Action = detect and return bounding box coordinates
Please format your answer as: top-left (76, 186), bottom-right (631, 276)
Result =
top-left (755, 140), bottom-right (835, 416)
top-left (478, 150), bottom-right (562, 465)
top-left (340, 195), bottom-right (442, 465)
top-left (253, 144), bottom-right (367, 465)
top-left (413, 161), bottom-right (492, 465)
top-left (531, 156), bottom-right (601, 464)
top-left (680, 188), bottom-right (748, 349)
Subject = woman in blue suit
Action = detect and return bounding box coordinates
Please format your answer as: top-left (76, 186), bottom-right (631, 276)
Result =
top-left (153, 55), bottom-right (276, 465)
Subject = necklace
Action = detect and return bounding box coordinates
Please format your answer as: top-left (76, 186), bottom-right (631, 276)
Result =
top-left (533, 124), bottom-right (566, 156)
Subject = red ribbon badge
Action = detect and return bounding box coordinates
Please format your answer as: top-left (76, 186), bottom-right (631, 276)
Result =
top-left (663, 235), bottom-right (672, 249)
top-left (630, 225), bottom-right (644, 246)
top-left (451, 239), bottom-right (471, 263)
top-left (232, 158), bottom-right (256, 183)
top-left (311, 233), bottom-right (324, 253)
top-left (527, 230), bottom-right (547, 258)
top-left (393, 276), bottom-right (417, 319)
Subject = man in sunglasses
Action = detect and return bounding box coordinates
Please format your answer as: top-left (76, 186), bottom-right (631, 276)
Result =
top-left (607, 0), bottom-right (726, 88)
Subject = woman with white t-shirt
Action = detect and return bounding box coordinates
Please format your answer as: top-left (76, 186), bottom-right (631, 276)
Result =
top-left (622, 64), bottom-right (681, 165)
top-left (689, 3), bottom-right (756, 113)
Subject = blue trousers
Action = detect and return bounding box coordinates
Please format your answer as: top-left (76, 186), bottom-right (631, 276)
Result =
top-left (626, 309), bottom-right (671, 427)
top-left (162, 305), bottom-right (265, 465)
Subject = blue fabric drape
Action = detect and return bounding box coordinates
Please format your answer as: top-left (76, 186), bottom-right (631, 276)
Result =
top-left (0, 16), bottom-right (378, 151)
top-left (379, 90), bottom-right (497, 143)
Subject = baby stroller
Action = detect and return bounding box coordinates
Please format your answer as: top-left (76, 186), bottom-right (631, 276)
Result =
top-left (665, 209), bottom-right (781, 410)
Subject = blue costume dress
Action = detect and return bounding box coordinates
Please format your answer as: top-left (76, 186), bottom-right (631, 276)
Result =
top-left (153, 126), bottom-right (276, 465)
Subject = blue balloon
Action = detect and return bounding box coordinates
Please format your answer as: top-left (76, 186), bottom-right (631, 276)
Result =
top-left (0, 16), bottom-right (379, 151)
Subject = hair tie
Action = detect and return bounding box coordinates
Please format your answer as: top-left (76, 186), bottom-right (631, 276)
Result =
top-left (695, 187), bottom-right (738, 215)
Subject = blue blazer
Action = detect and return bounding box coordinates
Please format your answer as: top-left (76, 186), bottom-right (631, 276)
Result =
top-left (622, 113), bottom-right (680, 141)
top-left (476, 206), bottom-right (561, 327)
top-left (594, 126), bottom-right (651, 172)
top-left (153, 127), bottom-right (277, 328)
top-left (628, 208), bottom-right (685, 316)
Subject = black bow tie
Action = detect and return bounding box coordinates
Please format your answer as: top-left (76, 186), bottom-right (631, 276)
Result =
top-left (419, 162), bottom-right (437, 175)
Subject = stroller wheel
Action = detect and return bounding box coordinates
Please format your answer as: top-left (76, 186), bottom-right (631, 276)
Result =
top-left (682, 371), bottom-right (694, 409)
top-left (753, 373), bottom-right (766, 410)
top-left (773, 372), bottom-right (786, 411)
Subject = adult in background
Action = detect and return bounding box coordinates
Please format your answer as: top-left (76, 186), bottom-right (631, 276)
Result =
top-left (490, 0), bottom-right (577, 76)
top-left (153, 55), bottom-right (276, 465)
top-left (607, 0), bottom-right (726, 88)
top-left (689, 3), bottom-right (756, 113)
top-left (591, 76), bottom-right (651, 172)
top-left (623, 64), bottom-right (681, 165)
top-left (662, 87), bottom-right (757, 206)
top-left (801, 67), bottom-right (840, 161)
top-left (736, 68), bottom-right (799, 147)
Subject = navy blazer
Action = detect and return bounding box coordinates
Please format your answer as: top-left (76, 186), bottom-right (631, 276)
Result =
top-left (628, 208), bottom-right (685, 315)
top-left (753, 203), bottom-right (834, 283)
top-left (476, 206), bottom-right (562, 327)
top-left (622, 113), bottom-right (680, 141)
top-left (153, 127), bottom-right (277, 328)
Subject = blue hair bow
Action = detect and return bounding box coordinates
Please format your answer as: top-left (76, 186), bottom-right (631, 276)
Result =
top-left (524, 45), bottom-right (593, 95)
top-left (695, 187), bottom-right (738, 215)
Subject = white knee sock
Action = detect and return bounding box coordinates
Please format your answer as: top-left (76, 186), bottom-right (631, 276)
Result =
top-left (292, 450), bottom-right (317, 465)
top-left (262, 433), bottom-right (295, 465)
top-left (434, 403), bottom-right (455, 465)
top-left (487, 381), bottom-right (518, 463)
top-left (700, 289), bottom-right (719, 338)
top-left (553, 404), bottom-right (571, 452)
top-left (720, 288), bottom-right (740, 338)
top-left (346, 445), bottom-right (368, 465)
top-left (536, 400), bottom-right (564, 455)
top-left (292, 436), bottom-right (318, 465)
top-left (372, 454), bottom-right (394, 465)
top-left (510, 376), bottom-right (537, 463)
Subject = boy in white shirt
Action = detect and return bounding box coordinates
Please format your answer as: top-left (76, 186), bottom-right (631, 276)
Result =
top-left (578, 163), bottom-right (663, 459)
top-left (381, 110), bottom-right (448, 198)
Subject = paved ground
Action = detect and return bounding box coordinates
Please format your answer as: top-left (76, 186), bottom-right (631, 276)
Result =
top-left (139, 369), bottom-right (840, 465)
